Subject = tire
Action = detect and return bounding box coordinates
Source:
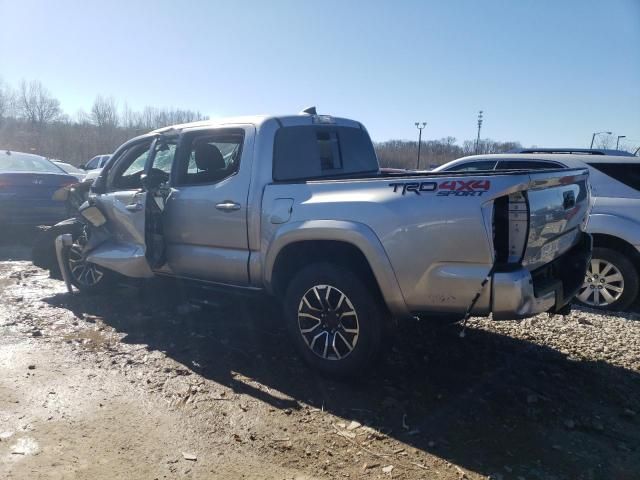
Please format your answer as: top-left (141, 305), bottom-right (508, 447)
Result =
top-left (282, 263), bottom-right (386, 377)
top-left (576, 247), bottom-right (639, 311)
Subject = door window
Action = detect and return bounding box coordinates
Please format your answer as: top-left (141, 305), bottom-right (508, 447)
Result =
top-left (496, 160), bottom-right (565, 170)
top-left (175, 130), bottom-right (244, 186)
top-left (109, 138), bottom-right (176, 190)
top-left (588, 162), bottom-right (640, 191)
top-left (445, 160), bottom-right (497, 171)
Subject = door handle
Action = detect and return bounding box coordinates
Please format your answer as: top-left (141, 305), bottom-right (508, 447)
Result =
top-left (215, 201), bottom-right (241, 212)
top-left (125, 203), bottom-right (144, 212)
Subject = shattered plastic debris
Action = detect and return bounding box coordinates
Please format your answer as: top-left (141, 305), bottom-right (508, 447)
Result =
top-left (181, 452), bottom-right (197, 461)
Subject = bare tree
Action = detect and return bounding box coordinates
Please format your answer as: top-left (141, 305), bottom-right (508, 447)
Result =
top-left (0, 80), bottom-right (13, 120)
top-left (595, 134), bottom-right (614, 150)
top-left (0, 79), bottom-right (209, 164)
top-left (91, 95), bottom-right (119, 128)
top-left (120, 102), bottom-right (136, 129)
top-left (17, 80), bottom-right (61, 126)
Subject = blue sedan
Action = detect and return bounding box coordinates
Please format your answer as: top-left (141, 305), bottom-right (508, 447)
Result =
top-left (1, 150), bottom-right (79, 226)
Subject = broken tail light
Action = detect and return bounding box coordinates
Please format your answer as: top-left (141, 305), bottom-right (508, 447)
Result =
top-left (493, 191), bottom-right (529, 267)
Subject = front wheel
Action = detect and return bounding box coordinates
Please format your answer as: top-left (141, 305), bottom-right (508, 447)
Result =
top-left (576, 247), bottom-right (639, 311)
top-left (66, 234), bottom-right (114, 294)
top-left (282, 263), bottom-right (386, 377)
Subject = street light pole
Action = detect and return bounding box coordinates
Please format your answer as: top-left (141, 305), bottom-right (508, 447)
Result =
top-left (475, 110), bottom-right (483, 154)
top-left (616, 135), bottom-right (626, 150)
top-left (415, 122), bottom-right (426, 169)
top-left (590, 131), bottom-right (612, 149)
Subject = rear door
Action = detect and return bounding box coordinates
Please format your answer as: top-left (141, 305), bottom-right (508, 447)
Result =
top-left (161, 126), bottom-right (254, 285)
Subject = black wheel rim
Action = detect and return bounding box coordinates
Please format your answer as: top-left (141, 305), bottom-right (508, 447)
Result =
top-left (297, 285), bottom-right (360, 361)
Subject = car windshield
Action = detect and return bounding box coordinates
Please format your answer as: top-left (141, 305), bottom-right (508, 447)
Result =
top-left (0, 153), bottom-right (65, 173)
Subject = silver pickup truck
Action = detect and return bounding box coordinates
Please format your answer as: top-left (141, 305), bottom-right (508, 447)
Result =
top-left (49, 109), bottom-right (591, 376)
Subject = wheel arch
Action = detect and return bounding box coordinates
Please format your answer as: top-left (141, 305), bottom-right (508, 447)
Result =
top-left (588, 213), bottom-right (640, 250)
top-left (264, 221), bottom-right (409, 318)
top-left (591, 233), bottom-right (640, 271)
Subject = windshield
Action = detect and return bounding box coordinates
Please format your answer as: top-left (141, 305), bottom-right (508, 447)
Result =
top-left (0, 153), bottom-right (66, 174)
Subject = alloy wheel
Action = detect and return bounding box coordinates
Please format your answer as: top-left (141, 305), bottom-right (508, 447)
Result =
top-left (297, 285), bottom-right (360, 361)
top-left (577, 258), bottom-right (624, 307)
top-left (67, 244), bottom-right (104, 287)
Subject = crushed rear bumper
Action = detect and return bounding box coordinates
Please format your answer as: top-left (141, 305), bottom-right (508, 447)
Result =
top-left (492, 233), bottom-right (591, 319)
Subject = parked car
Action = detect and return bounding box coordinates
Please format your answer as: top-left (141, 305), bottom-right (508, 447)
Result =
top-left (79, 154), bottom-right (111, 171)
top-left (38, 112), bottom-right (591, 376)
top-left (435, 148), bottom-right (640, 310)
top-left (52, 161), bottom-right (86, 181)
top-left (0, 150), bottom-right (79, 226)
top-left (80, 167), bottom-right (103, 186)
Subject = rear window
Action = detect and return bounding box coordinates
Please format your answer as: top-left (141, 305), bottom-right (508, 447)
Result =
top-left (85, 156), bottom-right (101, 169)
top-left (588, 162), bottom-right (640, 191)
top-left (273, 126), bottom-right (378, 181)
top-left (1, 153), bottom-right (64, 173)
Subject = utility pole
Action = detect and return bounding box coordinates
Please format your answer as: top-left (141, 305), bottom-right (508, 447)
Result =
top-left (616, 135), bottom-right (626, 150)
top-left (415, 122), bottom-right (426, 169)
top-left (475, 110), bottom-right (483, 155)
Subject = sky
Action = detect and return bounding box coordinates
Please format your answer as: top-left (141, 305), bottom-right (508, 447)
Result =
top-left (1, 0), bottom-right (639, 149)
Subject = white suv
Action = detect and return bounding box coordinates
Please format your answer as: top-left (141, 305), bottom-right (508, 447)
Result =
top-left (436, 148), bottom-right (640, 311)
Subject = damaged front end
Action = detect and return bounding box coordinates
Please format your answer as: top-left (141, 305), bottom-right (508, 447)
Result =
top-left (52, 201), bottom-right (113, 293)
top-left (55, 233), bottom-right (74, 293)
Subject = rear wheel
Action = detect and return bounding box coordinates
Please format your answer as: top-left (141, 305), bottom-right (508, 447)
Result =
top-left (282, 263), bottom-right (386, 377)
top-left (576, 247), bottom-right (639, 311)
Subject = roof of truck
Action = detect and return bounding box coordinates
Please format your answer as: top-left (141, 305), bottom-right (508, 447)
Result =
top-left (151, 111), bottom-right (362, 134)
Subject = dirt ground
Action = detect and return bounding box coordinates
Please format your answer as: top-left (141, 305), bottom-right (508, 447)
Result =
top-left (1, 233), bottom-right (639, 480)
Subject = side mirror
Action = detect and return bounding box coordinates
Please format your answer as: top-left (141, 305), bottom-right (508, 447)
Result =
top-left (78, 163), bottom-right (87, 170)
top-left (91, 175), bottom-right (106, 194)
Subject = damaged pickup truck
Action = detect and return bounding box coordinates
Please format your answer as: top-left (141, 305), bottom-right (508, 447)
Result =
top-left (36, 109), bottom-right (592, 376)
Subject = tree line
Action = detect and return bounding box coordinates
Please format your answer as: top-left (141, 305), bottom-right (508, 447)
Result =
top-left (375, 137), bottom-right (523, 170)
top-left (0, 78), bottom-right (525, 168)
top-left (0, 79), bottom-right (207, 165)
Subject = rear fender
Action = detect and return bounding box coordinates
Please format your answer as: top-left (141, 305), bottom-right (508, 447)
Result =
top-left (587, 213), bottom-right (640, 249)
top-left (264, 220), bottom-right (410, 318)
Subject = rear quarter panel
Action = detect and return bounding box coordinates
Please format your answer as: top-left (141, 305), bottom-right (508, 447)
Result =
top-left (588, 197), bottom-right (640, 249)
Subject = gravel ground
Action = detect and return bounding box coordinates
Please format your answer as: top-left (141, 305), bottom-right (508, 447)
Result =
top-left (0, 240), bottom-right (639, 480)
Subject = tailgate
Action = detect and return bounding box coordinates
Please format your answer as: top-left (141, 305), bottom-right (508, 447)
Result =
top-left (521, 168), bottom-right (590, 270)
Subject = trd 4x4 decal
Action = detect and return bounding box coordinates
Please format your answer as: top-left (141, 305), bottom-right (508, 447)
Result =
top-left (389, 179), bottom-right (491, 196)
